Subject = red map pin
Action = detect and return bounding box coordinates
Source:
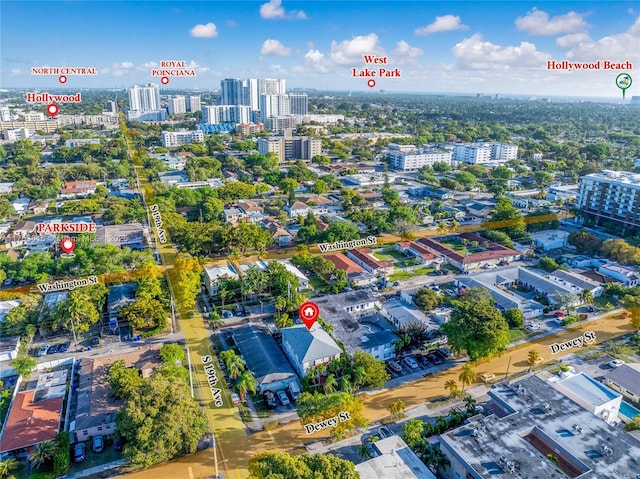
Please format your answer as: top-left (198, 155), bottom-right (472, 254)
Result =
top-left (47, 104), bottom-right (59, 118)
top-left (299, 301), bottom-right (320, 330)
top-left (60, 237), bottom-right (76, 255)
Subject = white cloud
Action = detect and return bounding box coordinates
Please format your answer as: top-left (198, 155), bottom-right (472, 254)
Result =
top-left (190, 22), bottom-right (218, 38)
top-left (561, 16), bottom-right (640, 60)
top-left (260, 39), bottom-right (292, 56)
top-left (143, 61), bottom-right (158, 68)
top-left (114, 61), bottom-right (134, 69)
top-left (393, 40), bottom-right (423, 59)
top-left (259, 0), bottom-right (307, 20)
top-left (300, 49), bottom-right (330, 73)
top-left (516, 8), bottom-right (588, 36)
top-left (330, 33), bottom-right (384, 64)
top-left (452, 34), bottom-right (550, 70)
top-left (415, 15), bottom-right (467, 35)
top-left (10, 68), bottom-right (22, 75)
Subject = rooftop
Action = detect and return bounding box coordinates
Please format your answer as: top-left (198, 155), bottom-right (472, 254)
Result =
top-left (418, 232), bottom-right (519, 265)
top-left (323, 253), bottom-right (364, 275)
top-left (606, 363), bottom-right (640, 398)
top-left (280, 324), bottom-right (342, 364)
top-left (440, 375), bottom-right (640, 479)
top-left (553, 372), bottom-right (620, 406)
top-left (0, 390), bottom-right (63, 453)
top-left (355, 436), bottom-right (437, 479)
top-left (233, 324), bottom-right (297, 388)
top-left (382, 300), bottom-right (432, 328)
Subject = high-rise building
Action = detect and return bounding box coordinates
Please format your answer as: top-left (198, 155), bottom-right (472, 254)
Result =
top-left (259, 78), bottom-right (286, 95)
top-left (203, 105), bottom-right (251, 125)
top-left (451, 142), bottom-right (518, 164)
top-left (0, 107), bottom-right (10, 122)
top-left (161, 130), bottom-right (204, 148)
top-left (187, 96), bottom-right (201, 112)
top-left (259, 94), bottom-right (290, 120)
top-left (128, 84), bottom-right (161, 112)
top-left (106, 101), bottom-right (117, 113)
top-left (221, 79), bottom-right (245, 105)
top-left (577, 170), bottom-right (640, 231)
top-left (288, 93), bottom-right (308, 115)
top-left (385, 144), bottom-right (453, 172)
top-left (167, 96), bottom-right (187, 116)
top-left (257, 131), bottom-right (321, 162)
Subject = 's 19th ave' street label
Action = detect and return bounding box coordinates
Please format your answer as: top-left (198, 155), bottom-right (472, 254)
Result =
top-left (150, 205), bottom-right (167, 243)
top-left (201, 355), bottom-right (224, 407)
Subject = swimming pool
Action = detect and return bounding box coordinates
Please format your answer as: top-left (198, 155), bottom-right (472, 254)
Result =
top-left (620, 401), bottom-right (640, 420)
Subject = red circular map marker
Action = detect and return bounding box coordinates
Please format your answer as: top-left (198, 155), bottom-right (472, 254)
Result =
top-left (46, 103), bottom-right (59, 118)
top-left (299, 301), bottom-right (320, 330)
top-left (367, 79), bottom-right (376, 88)
top-left (60, 237), bottom-right (76, 255)
top-left (58, 75), bottom-right (67, 84)
top-left (161, 76), bottom-right (170, 85)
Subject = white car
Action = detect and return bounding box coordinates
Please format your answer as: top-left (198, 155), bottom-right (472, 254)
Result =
top-left (608, 359), bottom-right (625, 368)
top-left (277, 390), bottom-right (290, 406)
top-left (403, 357), bottom-right (419, 369)
top-left (38, 343), bottom-right (50, 357)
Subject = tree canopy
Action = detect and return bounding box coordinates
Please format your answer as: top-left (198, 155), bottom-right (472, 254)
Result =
top-left (248, 452), bottom-right (360, 479)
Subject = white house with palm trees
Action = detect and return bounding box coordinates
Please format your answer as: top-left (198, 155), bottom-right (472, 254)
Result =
top-left (281, 324), bottom-right (342, 377)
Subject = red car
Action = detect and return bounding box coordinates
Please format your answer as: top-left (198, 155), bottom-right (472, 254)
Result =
top-left (554, 312), bottom-right (565, 318)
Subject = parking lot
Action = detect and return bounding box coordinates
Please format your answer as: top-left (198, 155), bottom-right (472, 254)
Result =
top-left (385, 348), bottom-right (452, 379)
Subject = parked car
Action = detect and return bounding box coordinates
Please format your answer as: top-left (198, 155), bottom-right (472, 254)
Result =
top-left (427, 354), bottom-right (442, 365)
top-left (90, 337), bottom-right (100, 347)
top-left (480, 372), bottom-right (495, 382)
top-left (609, 359), bottom-right (625, 368)
top-left (47, 344), bottom-right (59, 355)
top-left (554, 311), bottom-right (565, 318)
top-left (38, 343), bottom-right (50, 357)
top-left (377, 426), bottom-right (393, 439)
top-left (92, 435), bottom-right (104, 453)
top-left (58, 342), bottom-right (70, 353)
top-left (277, 390), bottom-right (290, 406)
top-left (403, 357), bottom-right (419, 369)
top-left (113, 437), bottom-right (123, 451)
top-left (416, 354), bottom-right (430, 366)
top-left (263, 390), bottom-right (277, 409)
top-left (231, 393), bottom-right (241, 406)
top-left (73, 442), bottom-right (86, 463)
top-left (387, 361), bottom-right (402, 373)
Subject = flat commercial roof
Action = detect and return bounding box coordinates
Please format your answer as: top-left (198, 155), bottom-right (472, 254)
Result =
top-left (356, 436), bottom-right (437, 479)
top-left (556, 373), bottom-right (620, 406)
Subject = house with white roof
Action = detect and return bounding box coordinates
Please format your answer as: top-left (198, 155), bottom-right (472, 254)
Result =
top-left (280, 324), bottom-right (342, 377)
top-left (598, 262), bottom-right (640, 286)
top-left (203, 264), bottom-right (238, 295)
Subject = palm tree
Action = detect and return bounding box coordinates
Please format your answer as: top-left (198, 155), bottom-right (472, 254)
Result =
top-left (352, 366), bottom-right (367, 388)
top-left (437, 221), bottom-right (448, 234)
top-left (0, 458), bottom-right (17, 479)
top-left (30, 440), bottom-right (57, 469)
top-left (340, 377), bottom-right (354, 394)
top-left (447, 408), bottom-right (464, 428)
top-left (528, 349), bottom-right (541, 369)
top-left (324, 373), bottom-right (338, 394)
top-left (274, 296), bottom-right (287, 316)
top-left (434, 416), bottom-right (449, 433)
top-left (450, 220), bottom-right (460, 232)
top-left (444, 379), bottom-right (459, 397)
top-left (234, 369), bottom-right (257, 402)
top-left (219, 350), bottom-right (246, 379)
top-left (208, 311), bottom-right (225, 330)
top-left (358, 444), bottom-right (371, 459)
top-left (463, 395), bottom-right (477, 415)
top-left (459, 363), bottom-right (476, 394)
top-left (275, 313), bottom-right (293, 329)
top-left (581, 289), bottom-right (594, 305)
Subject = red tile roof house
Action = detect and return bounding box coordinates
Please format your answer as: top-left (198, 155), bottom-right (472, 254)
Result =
top-left (58, 180), bottom-right (97, 199)
top-left (396, 241), bottom-right (439, 265)
top-left (346, 248), bottom-right (394, 277)
top-left (417, 232), bottom-right (520, 271)
top-left (0, 390), bottom-right (63, 455)
top-left (323, 252), bottom-right (365, 276)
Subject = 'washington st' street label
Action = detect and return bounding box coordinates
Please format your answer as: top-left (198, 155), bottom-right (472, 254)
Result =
top-left (37, 275), bottom-right (99, 293)
top-left (201, 355), bottom-right (224, 407)
top-left (549, 331), bottom-right (596, 354)
top-left (317, 236), bottom-right (377, 253)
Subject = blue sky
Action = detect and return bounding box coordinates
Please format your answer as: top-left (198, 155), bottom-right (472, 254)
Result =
top-left (1, 1), bottom-right (639, 96)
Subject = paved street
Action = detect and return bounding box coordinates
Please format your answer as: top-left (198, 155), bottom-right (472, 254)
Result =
top-left (120, 309), bottom-right (634, 479)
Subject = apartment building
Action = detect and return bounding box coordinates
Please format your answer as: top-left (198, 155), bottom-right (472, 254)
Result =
top-left (257, 131), bottom-right (321, 162)
top-left (385, 143), bottom-right (453, 172)
top-left (161, 129), bottom-right (204, 148)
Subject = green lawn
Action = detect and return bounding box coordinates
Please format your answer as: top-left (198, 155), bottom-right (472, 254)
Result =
top-left (373, 252), bottom-right (392, 261)
top-left (68, 441), bottom-right (122, 475)
top-left (389, 267), bottom-right (432, 281)
top-left (309, 276), bottom-right (328, 290)
top-left (508, 329), bottom-right (529, 342)
top-left (438, 239), bottom-right (484, 254)
top-left (381, 248), bottom-right (409, 260)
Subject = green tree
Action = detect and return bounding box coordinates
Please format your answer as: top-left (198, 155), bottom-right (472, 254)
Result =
top-left (53, 432), bottom-right (71, 476)
top-left (463, 395), bottom-right (477, 415)
top-left (275, 312), bottom-right (294, 329)
top-left (413, 287), bottom-right (441, 312)
top-left (387, 399), bottom-right (406, 417)
top-left (108, 360), bottom-right (142, 399)
top-left (527, 349), bottom-right (541, 368)
top-left (600, 239), bottom-right (640, 264)
top-left (323, 220), bottom-right (360, 242)
top-left (458, 363), bottom-right (476, 393)
top-left (116, 374), bottom-right (208, 467)
top-left (119, 297), bottom-right (167, 331)
top-left (352, 351), bottom-right (390, 388)
top-left (539, 256), bottom-right (560, 272)
top-left (160, 344), bottom-right (186, 365)
top-left (235, 369), bottom-right (257, 402)
top-left (443, 288), bottom-right (510, 360)
top-left (220, 350), bottom-right (247, 379)
top-left (486, 197), bottom-right (528, 241)
top-left (29, 440), bottom-right (57, 469)
top-left (444, 379), bottom-right (459, 397)
top-left (568, 231), bottom-right (602, 254)
top-left (10, 356), bottom-right (37, 377)
top-left (324, 374), bottom-right (338, 394)
top-left (248, 452), bottom-right (360, 479)
top-left (504, 308), bottom-right (524, 328)
top-left (297, 392), bottom-right (368, 439)
top-left (170, 254), bottom-right (201, 310)
top-left (0, 459), bottom-right (17, 479)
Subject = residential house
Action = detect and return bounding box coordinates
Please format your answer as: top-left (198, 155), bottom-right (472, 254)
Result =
top-left (266, 222), bottom-right (294, 247)
top-left (58, 180), bottom-right (97, 199)
top-left (530, 229), bottom-right (570, 251)
top-left (0, 182), bottom-right (14, 194)
top-left (28, 200), bottom-right (49, 216)
top-left (0, 299), bottom-right (21, 323)
top-left (355, 436), bottom-right (437, 479)
top-left (204, 264), bottom-right (239, 295)
top-left (346, 248), bottom-right (394, 277)
top-left (323, 252), bottom-right (376, 287)
top-left (95, 223), bottom-right (145, 249)
top-left (395, 241), bottom-right (438, 265)
top-left (280, 324), bottom-right (342, 377)
top-left (233, 324), bottom-right (298, 393)
top-left (461, 200), bottom-right (495, 218)
top-left (223, 207), bottom-right (246, 224)
top-left (598, 262), bottom-right (640, 286)
top-left (547, 269), bottom-right (603, 298)
top-left (237, 201), bottom-right (265, 223)
top-left (107, 283), bottom-right (138, 332)
top-left (605, 363), bottom-right (640, 404)
top-left (517, 268), bottom-right (580, 306)
top-left (11, 198), bottom-right (31, 215)
top-left (281, 260), bottom-right (310, 290)
top-left (380, 300), bottom-right (433, 329)
top-left (286, 201), bottom-right (309, 219)
top-left (0, 336), bottom-right (20, 362)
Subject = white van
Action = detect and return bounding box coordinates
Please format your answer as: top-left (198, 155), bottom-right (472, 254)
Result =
top-left (288, 381), bottom-right (301, 401)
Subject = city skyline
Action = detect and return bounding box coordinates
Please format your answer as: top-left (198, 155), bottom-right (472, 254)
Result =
top-left (1, 1), bottom-right (638, 97)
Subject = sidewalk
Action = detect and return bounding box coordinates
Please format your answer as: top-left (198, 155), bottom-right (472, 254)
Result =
top-left (63, 459), bottom-right (126, 479)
